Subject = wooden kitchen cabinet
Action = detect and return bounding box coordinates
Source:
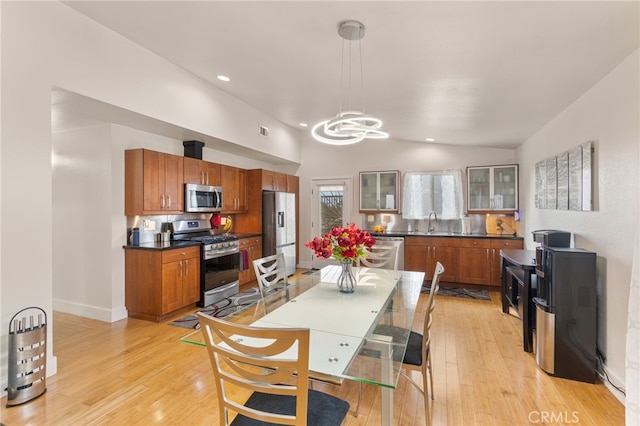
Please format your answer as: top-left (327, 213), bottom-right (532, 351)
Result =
top-left (183, 157), bottom-right (221, 186)
top-left (359, 170), bottom-right (399, 212)
top-left (220, 165), bottom-right (248, 213)
top-left (405, 236), bottom-right (459, 283)
top-left (238, 236), bottom-right (262, 286)
top-left (458, 238), bottom-right (492, 285)
top-left (125, 245), bottom-right (200, 322)
top-left (125, 149), bottom-right (184, 216)
top-left (261, 170), bottom-right (287, 191)
top-left (405, 235), bottom-right (523, 287)
top-left (489, 238), bottom-right (523, 286)
top-left (467, 164), bottom-right (519, 213)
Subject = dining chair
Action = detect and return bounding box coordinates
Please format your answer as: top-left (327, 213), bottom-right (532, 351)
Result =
top-left (253, 253), bottom-right (289, 307)
top-left (358, 244), bottom-right (399, 270)
top-left (355, 262), bottom-right (445, 424)
top-left (198, 313), bottom-right (350, 426)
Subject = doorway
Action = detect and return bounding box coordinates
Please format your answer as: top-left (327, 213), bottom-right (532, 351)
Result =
top-left (310, 178), bottom-right (352, 269)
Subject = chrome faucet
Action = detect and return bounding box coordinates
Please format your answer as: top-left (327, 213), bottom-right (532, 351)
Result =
top-left (428, 211), bottom-right (438, 233)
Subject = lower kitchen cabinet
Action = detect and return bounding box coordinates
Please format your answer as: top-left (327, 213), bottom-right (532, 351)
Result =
top-left (405, 236), bottom-right (459, 283)
top-left (239, 236), bottom-right (262, 286)
top-left (125, 245), bottom-right (200, 322)
top-left (404, 235), bottom-right (523, 287)
top-left (458, 238), bottom-right (492, 285)
top-left (489, 238), bottom-right (523, 285)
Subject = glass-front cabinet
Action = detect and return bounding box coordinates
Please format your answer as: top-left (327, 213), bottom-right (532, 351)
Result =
top-left (467, 165), bottom-right (518, 212)
top-left (359, 171), bottom-right (399, 212)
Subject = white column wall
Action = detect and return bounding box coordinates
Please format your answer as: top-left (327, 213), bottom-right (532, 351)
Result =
top-left (0, 0), bottom-right (301, 387)
top-left (516, 49), bottom-right (639, 401)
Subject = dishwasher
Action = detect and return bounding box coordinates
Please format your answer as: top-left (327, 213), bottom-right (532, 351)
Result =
top-left (371, 236), bottom-right (405, 270)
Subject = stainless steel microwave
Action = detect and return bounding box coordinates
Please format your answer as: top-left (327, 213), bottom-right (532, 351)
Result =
top-left (185, 183), bottom-right (223, 213)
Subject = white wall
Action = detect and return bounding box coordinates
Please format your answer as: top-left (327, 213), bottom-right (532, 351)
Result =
top-left (296, 135), bottom-right (516, 267)
top-left (0, 1), bottom-right (301, 387)
top-left (516, 49), bottom-right (639, 401)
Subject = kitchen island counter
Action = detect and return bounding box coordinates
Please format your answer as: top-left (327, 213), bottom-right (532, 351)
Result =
top-left (369, 231), bottom-right (523, 240)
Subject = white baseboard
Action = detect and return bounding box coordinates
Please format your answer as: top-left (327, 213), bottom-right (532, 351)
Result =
top-left (600, 365), bottom-right (626, 405)
top-left (53, 298), bottom-right (127, 323)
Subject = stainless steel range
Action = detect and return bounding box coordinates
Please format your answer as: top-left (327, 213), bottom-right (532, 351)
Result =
top-left (173, 220), bottom-right (240, 307)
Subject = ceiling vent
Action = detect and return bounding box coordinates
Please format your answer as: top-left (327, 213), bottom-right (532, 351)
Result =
top-left (183, 140), bottom-right (204, 159)
top-left (259, 125), bottom-right (269, 137)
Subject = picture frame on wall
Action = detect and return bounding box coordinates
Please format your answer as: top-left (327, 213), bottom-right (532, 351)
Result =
top-left (535, 140), bottom-right (594, 212)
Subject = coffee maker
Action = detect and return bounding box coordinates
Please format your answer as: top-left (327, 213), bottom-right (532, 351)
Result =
top-left (532, 229), bottom-right (571, 273)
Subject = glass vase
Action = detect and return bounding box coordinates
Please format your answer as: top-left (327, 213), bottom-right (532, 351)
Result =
top-left (338, 260), bottom-right (356, 293)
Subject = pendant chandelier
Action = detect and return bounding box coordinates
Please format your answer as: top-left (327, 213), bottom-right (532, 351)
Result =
top-left (312, 20), bottom-right (389, 145)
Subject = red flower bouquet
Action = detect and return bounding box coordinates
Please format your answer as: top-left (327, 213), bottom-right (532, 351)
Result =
top-left (305, 223), bottom-right (376, 262)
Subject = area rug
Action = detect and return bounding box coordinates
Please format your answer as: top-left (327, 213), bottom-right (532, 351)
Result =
top-left (421, 285), bottom-right (491, 301)
top-left (169, 287), bottom-right (263, 330)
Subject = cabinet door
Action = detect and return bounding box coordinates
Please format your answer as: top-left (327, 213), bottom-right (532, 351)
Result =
top-left (182, 258), bottom-right (201, 305)
top-left (237, 169), bottom-right (248, 212)
top-left (360, 172), bottom-right (380, 211)
top-left (467, 167), bottom-right (491, 211)
top-left (430, 245), bottom-right (458, 283)
top-left (378, 171), bottom-right (398, 211)
top-left (405, 244), bottom-right (428, 274)
top-left (286, 175), bottom-right (299, 194)
top-left (489, 239), bottom-right (523, 286)
top-left (458, 239), bottom-right (491, 284)
top-left (161, 261), bottom-right (183, 314)
top-left (143, 150), bottom-right (165, 212)
top-left (163, 153), bottom-right (184, 212)
top-left (183, 157), bottom-right (204, 184)
top-left (221, 165), bottom-right (238, 211)
top-left (203, 161), bottom-right (221, 186)
top-left (492, 165), bottom-right (518, 211)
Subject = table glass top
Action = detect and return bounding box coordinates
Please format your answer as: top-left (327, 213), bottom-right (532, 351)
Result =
top-left (181, 265), bottom-right (425, 388)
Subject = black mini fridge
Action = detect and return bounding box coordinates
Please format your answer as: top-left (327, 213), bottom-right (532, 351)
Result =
top-left (533, 247), bottom-right (597, 383)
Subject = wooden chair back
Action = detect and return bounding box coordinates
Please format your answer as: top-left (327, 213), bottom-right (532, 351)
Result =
top-left (422, 261), bottom-right (445, 360)
top-left (198, 313), bottom-right (310, 426)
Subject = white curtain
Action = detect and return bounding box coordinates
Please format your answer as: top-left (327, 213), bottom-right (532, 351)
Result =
top-left (402, 170), bottom-right (464, 220)
top-left (627, 229), bottom-right (640, 425)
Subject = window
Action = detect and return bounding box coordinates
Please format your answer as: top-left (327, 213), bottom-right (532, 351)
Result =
top-left (402, 170), bottom-right (465, 220)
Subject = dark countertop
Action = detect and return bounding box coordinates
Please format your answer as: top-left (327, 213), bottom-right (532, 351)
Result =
top-left (122, 240), bottom-right (201, 251)
top-left (369, 231), bottom-right (523, 240)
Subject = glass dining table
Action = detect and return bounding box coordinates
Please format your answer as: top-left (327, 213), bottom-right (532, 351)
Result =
top-left (181, 265), bottom-right (425, 426)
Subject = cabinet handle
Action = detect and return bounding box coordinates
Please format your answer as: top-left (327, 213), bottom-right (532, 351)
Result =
top-left (161, 195), bottom-right (165, 209)
top-left (167, 195), bottom-right (171, 208)
top-left (185, 259), bottom-right (189, 276)
top-left (486, 249), bottom-right (489, 261)
top-left (433, 247), bottom-right (436, 259)
top-left (179, 260), bottom-right (183, 278)
top-left (201, 171), bottom-right (205, 184)
top-left (205, 172), bottom-right (209, 185)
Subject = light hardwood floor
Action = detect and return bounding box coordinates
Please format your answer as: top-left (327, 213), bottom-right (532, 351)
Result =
top-left (1, 275), bottom-right (624, 425)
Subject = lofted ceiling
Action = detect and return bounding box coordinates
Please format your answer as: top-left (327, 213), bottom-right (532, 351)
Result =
top-left (61, 1), bottom-right (639, 149)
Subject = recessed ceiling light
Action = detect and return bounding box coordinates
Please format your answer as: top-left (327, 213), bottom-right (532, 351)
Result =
top-left (425, 137), bottom-right (436, 142)
top-left (299, 123), bottom-right (308, 127)
top-left (217, 75), bottom-right (231, 82)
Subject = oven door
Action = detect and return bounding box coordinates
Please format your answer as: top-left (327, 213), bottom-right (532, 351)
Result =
top-left (202, 252), bottom-right (240, 293)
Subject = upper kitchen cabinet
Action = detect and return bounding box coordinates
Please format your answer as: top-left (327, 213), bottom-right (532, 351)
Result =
top-left (359, 171), bottom-right (399, 212)
top-left (125, 149), bottom-right (184, 216)
top-left (261, 170), bottom-right (287, 191)
top-left (259, 169), bottom-right (299, 193)
top-left (220, 165), bottom-right (248, 213)
top-left (467, 164), bottom-right (518, 213)
top-left (183, 157), bottom-right (221, 186)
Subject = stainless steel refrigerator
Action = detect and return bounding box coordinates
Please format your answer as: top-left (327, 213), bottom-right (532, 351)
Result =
top-left (262, 191), bottom-right (296, 276)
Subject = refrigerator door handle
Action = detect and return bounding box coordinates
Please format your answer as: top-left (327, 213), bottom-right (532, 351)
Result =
top-left (277, 211), bottom-right (285, 228)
